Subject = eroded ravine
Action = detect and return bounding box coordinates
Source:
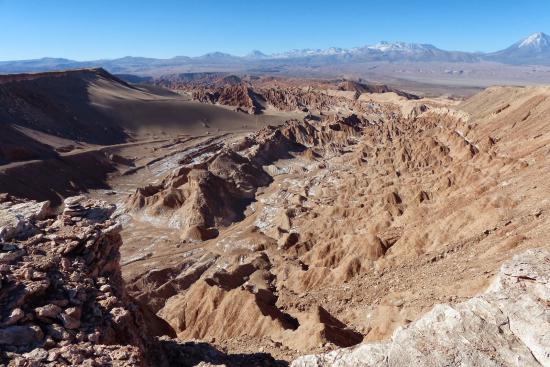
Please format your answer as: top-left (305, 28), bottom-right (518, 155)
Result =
top-left (110, 85), bottom-right (549, 361)
top-left (2, 73), bottom-right (549, 365)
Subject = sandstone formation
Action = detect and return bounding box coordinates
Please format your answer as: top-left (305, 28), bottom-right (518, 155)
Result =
top-left (155, 74), bottom-right (421, 116)
top-left (122, 84), bottom-right (549, 361)
top-left (193, 84), bottom-right (263, 114)
top-left (125, 114), bottom-right (372, 241)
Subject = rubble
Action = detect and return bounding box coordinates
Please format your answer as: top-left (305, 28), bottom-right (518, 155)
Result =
top-left (0, 197), bottom-right (174, 366)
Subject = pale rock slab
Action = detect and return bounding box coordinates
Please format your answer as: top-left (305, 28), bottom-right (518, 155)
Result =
top-left (291, 248), bottom-right (550, 367)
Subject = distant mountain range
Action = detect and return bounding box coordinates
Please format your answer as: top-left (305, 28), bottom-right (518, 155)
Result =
top-left (0, 32), bottom-right (549, 76)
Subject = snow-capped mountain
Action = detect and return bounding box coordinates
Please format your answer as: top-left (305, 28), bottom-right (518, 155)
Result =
top-left (0, 32), bottom-right (549, 75)
top-left (269, 42), bottom-right (441, 59)
top-left (367, 41), bottom-right (439, 52)
top-left (488, 32), bottom-right (550, 65)
top-left (270, 47), bottom-right (351, 58)
top-left (517, 32), bottom-right (550, 51)
top-left (262, 41), bottom-right (477, 62)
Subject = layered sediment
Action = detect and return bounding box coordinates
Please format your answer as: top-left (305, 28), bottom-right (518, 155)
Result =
top-left (123, 84), bottom-right (550, 360)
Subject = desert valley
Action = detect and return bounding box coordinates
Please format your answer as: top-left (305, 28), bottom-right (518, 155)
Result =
top-left (0, 7), bottom-right (549, 366)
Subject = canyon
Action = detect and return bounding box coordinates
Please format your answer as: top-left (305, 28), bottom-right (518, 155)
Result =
top-left (0, 69), bottom-right (548, 366)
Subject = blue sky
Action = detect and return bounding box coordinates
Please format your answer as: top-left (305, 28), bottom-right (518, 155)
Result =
top-left (0, 0), bottom-right (549, 61)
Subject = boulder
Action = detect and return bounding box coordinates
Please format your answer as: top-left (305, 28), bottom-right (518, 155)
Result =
top-left (0, 200), bottom-right (51, 241)
top-left (35, 304), bottom-right (62, 319)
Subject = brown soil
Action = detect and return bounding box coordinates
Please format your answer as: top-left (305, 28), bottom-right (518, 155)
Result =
top-left (0, 68), bottom-right (298, 166)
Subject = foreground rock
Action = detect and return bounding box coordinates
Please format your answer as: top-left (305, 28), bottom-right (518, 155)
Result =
top-left (0, 196), bottom-right (174, 366)
top-left (291, 248), bottom-right (550, 367)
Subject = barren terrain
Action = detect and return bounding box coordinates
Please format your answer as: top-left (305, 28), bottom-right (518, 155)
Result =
top-left (0, 69), bottom-right (548, 365)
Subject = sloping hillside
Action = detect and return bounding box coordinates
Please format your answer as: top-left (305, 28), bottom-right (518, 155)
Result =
top-left (0, 68), bottom-right (289, 165)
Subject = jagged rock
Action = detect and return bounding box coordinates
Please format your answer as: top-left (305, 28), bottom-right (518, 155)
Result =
top-left (45, 324), bottom-right (71, 342)
top-left (193, 84), bottom-right (262, 114)
top-left (0, 198), bottom-right (175, 366)
top-left (0, 248), bottom-right (24, 264)
top-left (277, 232), bottom-right (299, 249)
top-left (35, 304), bottom-right (62, 319)
top-left (59, 311), bottom-right (80, 330)
top-left (22, 348), bottom-right (48, 361)
top-left (2, 75), bottom-right (549, 366)
top-left (291, 249), bottom-right (550, 367)
top-left (2, 308), bottom-right (24, 326)
top-left (63, 195), bottom-right (86, 206)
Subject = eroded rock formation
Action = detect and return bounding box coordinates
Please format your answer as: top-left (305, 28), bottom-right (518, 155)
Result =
top-left (2, 75), bottom-right (549, 365)
top-left (123, 85), bottom-right (550, 361)
top-left (155, 74), bottom-right (420, 116)
top-left (193, 84), bottom-right (263, 114)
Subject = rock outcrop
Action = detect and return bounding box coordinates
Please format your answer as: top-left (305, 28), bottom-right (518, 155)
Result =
top-left (125, 115), bottom-right (370, 241)
top-left (0, 196), bottom-right (174, 366)
top-left (193, 84), bottom-right (263, 114)
top-left (157, 74), bottom-right (420, 116)
top-left (291, 248), bottom-right (550, 367)
top-left (126, 148), bottom-right (273, 240)
top-left (4, 77), bottom-right (548, 364)
top-left (0, 195), bottom-right (52, 242)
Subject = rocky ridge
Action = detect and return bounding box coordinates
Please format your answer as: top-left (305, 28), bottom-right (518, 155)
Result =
top-left (0, 194), bottom-right (288, 366)
top-left (125, 113), bottom-right (378, 241)
top-left (291, 248), bottom-right (550, 366)
top-left (157, 75), bottom-right (420, 115)
top-left (193, 84), bottom-right (263, 114)
top-left (1, 81), bottom-right (549, 365)
top-left (0, 195), bottom-right (173, 366)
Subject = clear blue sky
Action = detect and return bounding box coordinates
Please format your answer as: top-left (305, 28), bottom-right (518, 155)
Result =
top-left (1, 0), bottom-right (549, 61)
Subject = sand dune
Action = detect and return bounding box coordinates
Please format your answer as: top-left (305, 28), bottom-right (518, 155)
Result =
top-left (0, 68), bottom-right (290, 165)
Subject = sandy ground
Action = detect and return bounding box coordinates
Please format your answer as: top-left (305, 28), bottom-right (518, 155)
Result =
top-left (0, 69), bottom-right (301, 203)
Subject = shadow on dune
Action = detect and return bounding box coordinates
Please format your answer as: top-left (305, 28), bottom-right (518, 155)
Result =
top-left (0, 69), bottom-right (130, 145)
top-left (0, 151), bottom-right (117, 205)
top-left (0, 125), bottom-right (60, 165)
